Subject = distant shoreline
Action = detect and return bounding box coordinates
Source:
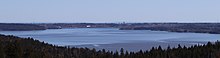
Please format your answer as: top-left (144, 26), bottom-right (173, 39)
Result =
top-left (1, 23), bottom-right (219, 34)
top-left (0, 23), bottom-right (46, 31)
top-left (119, 27), bottom-right (220, 34)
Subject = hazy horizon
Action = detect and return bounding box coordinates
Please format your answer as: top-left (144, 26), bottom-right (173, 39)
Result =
top-left (1, 0), bottom-right (220, 23)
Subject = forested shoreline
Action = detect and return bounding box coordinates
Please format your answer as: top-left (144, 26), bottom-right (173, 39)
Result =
top-left (0, 34), bottom-right (220, 58)
top-left (1, 23), bottom-right (220, 34)
top-left (119, 23), bottom-right (220, 34)
top-left (0, 23), bottom-right (46, 31)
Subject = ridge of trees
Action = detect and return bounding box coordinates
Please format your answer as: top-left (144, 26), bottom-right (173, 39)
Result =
top-left (0, 34), bottom-right (220, 58)
top-left (0, 23), bottom-right (46, 31)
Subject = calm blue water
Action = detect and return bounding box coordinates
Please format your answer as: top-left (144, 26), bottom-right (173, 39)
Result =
top-left (0, 28), bottom-right (219, 46)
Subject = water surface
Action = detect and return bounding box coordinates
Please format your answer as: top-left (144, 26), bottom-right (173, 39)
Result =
top-left (1, 28), bottom-right (219, 51)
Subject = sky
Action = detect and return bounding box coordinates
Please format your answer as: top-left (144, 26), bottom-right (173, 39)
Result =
top-left (0, 0), bottom-right (220, 23)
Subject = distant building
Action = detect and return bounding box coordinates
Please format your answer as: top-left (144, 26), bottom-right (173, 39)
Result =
top-left (86, 25), bottom-right (91, 28)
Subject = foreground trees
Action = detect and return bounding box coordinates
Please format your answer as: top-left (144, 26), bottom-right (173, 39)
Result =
top-left (0, 34), bottom-right (220, 58)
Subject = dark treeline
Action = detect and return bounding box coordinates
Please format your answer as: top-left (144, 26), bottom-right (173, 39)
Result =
top-left (0, 23), bottom-right (46, 31)
top-left (0, 34), bottom-right (220, 58)
top-left (119, 23), bottom-right (220, 34)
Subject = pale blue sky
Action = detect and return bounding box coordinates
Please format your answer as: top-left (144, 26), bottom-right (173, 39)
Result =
top-left (0, 0), bottom-right (220, 23)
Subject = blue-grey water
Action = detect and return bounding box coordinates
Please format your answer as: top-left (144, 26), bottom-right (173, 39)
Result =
top-left (0, 28), bottom-right (219, 51)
